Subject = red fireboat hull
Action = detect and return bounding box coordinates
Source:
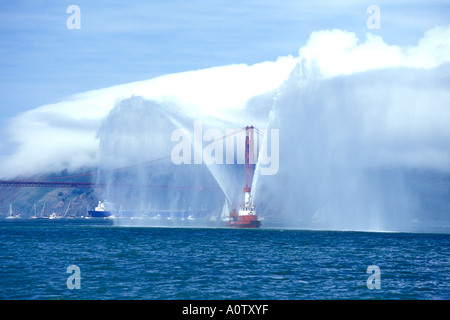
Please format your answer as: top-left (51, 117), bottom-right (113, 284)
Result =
top-left (226, 221), bottom-right (261, 228)
top-left (226, 215), bottom-right (261, 228)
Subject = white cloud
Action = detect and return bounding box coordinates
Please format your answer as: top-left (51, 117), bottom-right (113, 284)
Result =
top-left (405, 25), bottom-right (450, 67)
top-left (0, 56), bottom-right (297, 178)
top-left (298, 25), bottom-right (450, 78)
top-left (1, 24), bottom-right (449, 180)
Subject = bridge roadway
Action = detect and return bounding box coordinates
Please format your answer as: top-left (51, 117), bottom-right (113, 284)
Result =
top-left (0, 180), bottom-right (97, 188)
top-left (0, 180), bottom-right (220, 191)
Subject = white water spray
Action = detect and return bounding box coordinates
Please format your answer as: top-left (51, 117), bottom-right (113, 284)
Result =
top-left (4, 27), bottom-right (448, 231)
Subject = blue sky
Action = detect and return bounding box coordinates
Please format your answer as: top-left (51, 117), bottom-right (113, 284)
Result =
top-left (0, 0), bottom-right (449, 120)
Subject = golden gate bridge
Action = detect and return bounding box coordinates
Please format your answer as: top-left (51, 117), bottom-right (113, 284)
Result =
top-left (0, 126), bottom-right (264, 192)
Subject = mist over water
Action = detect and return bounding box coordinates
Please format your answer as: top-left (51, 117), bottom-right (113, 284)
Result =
top-left (255, 63), bottom-right (450, 232)
top-left (8, 26), bottom-right (441, 232)
top-left (95, 96), bottom-right (261, 223)
top-left (96, 97), bottom-right (224, 214)
top-left (95, 62), bottom-right (450, 232)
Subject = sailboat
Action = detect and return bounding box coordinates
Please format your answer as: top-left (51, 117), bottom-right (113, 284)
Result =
top-left (36, 203), bottom-right (49, 219)
top-left (30, 203), bottom-right (38, 219)
top-left (6, 204), bottom-right (20, 219)
top-left (63, 202), bottom-right (75, 218)
top-left (221, 199), bottom-right (232, 222)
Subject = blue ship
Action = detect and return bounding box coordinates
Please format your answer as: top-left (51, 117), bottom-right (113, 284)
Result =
top-left (87, 200), bottom-right (209, 220)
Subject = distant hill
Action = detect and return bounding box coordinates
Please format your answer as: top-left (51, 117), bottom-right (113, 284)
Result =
top-left (0, 170), bottom-right (101, 218)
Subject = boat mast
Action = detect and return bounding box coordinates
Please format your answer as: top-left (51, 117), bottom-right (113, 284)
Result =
top-left (244, 126), bottom-right (255, 191)
top-left (63, 202), bottom-right (71, 217)
top-left (40, 203), bottom-right (46, 218)
top-left (243, 126), bottom-right (256, 205)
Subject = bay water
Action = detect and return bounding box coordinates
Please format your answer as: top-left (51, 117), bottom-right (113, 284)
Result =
top-left (0, 219), bottom-right (448, 300)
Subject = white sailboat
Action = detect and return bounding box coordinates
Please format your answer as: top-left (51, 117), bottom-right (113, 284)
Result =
top-left (30, 203), bottom-right (38, 219)
top-left (63, 202), bottom-right (75, 218)
top-left (37, 203), bottom-right (49, 219)
top-left (221, 199), bottom-right (232, 222)
top-left (6, 204), bottom-right (20, 219)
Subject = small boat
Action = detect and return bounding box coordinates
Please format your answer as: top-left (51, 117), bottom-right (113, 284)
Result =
top-left (6, 204), bottom-right (20, 219)
top-left (49, 212), bottom-right (62, 219)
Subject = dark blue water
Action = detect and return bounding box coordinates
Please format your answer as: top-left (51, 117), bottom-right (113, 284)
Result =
top-left (0, 219), bottom-right (449, 300)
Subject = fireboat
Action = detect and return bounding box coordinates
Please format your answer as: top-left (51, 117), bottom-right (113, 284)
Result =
top-left (226, 125), bottom-right (261, 228)
top-left (226, 184), bottom-right (261, 228)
